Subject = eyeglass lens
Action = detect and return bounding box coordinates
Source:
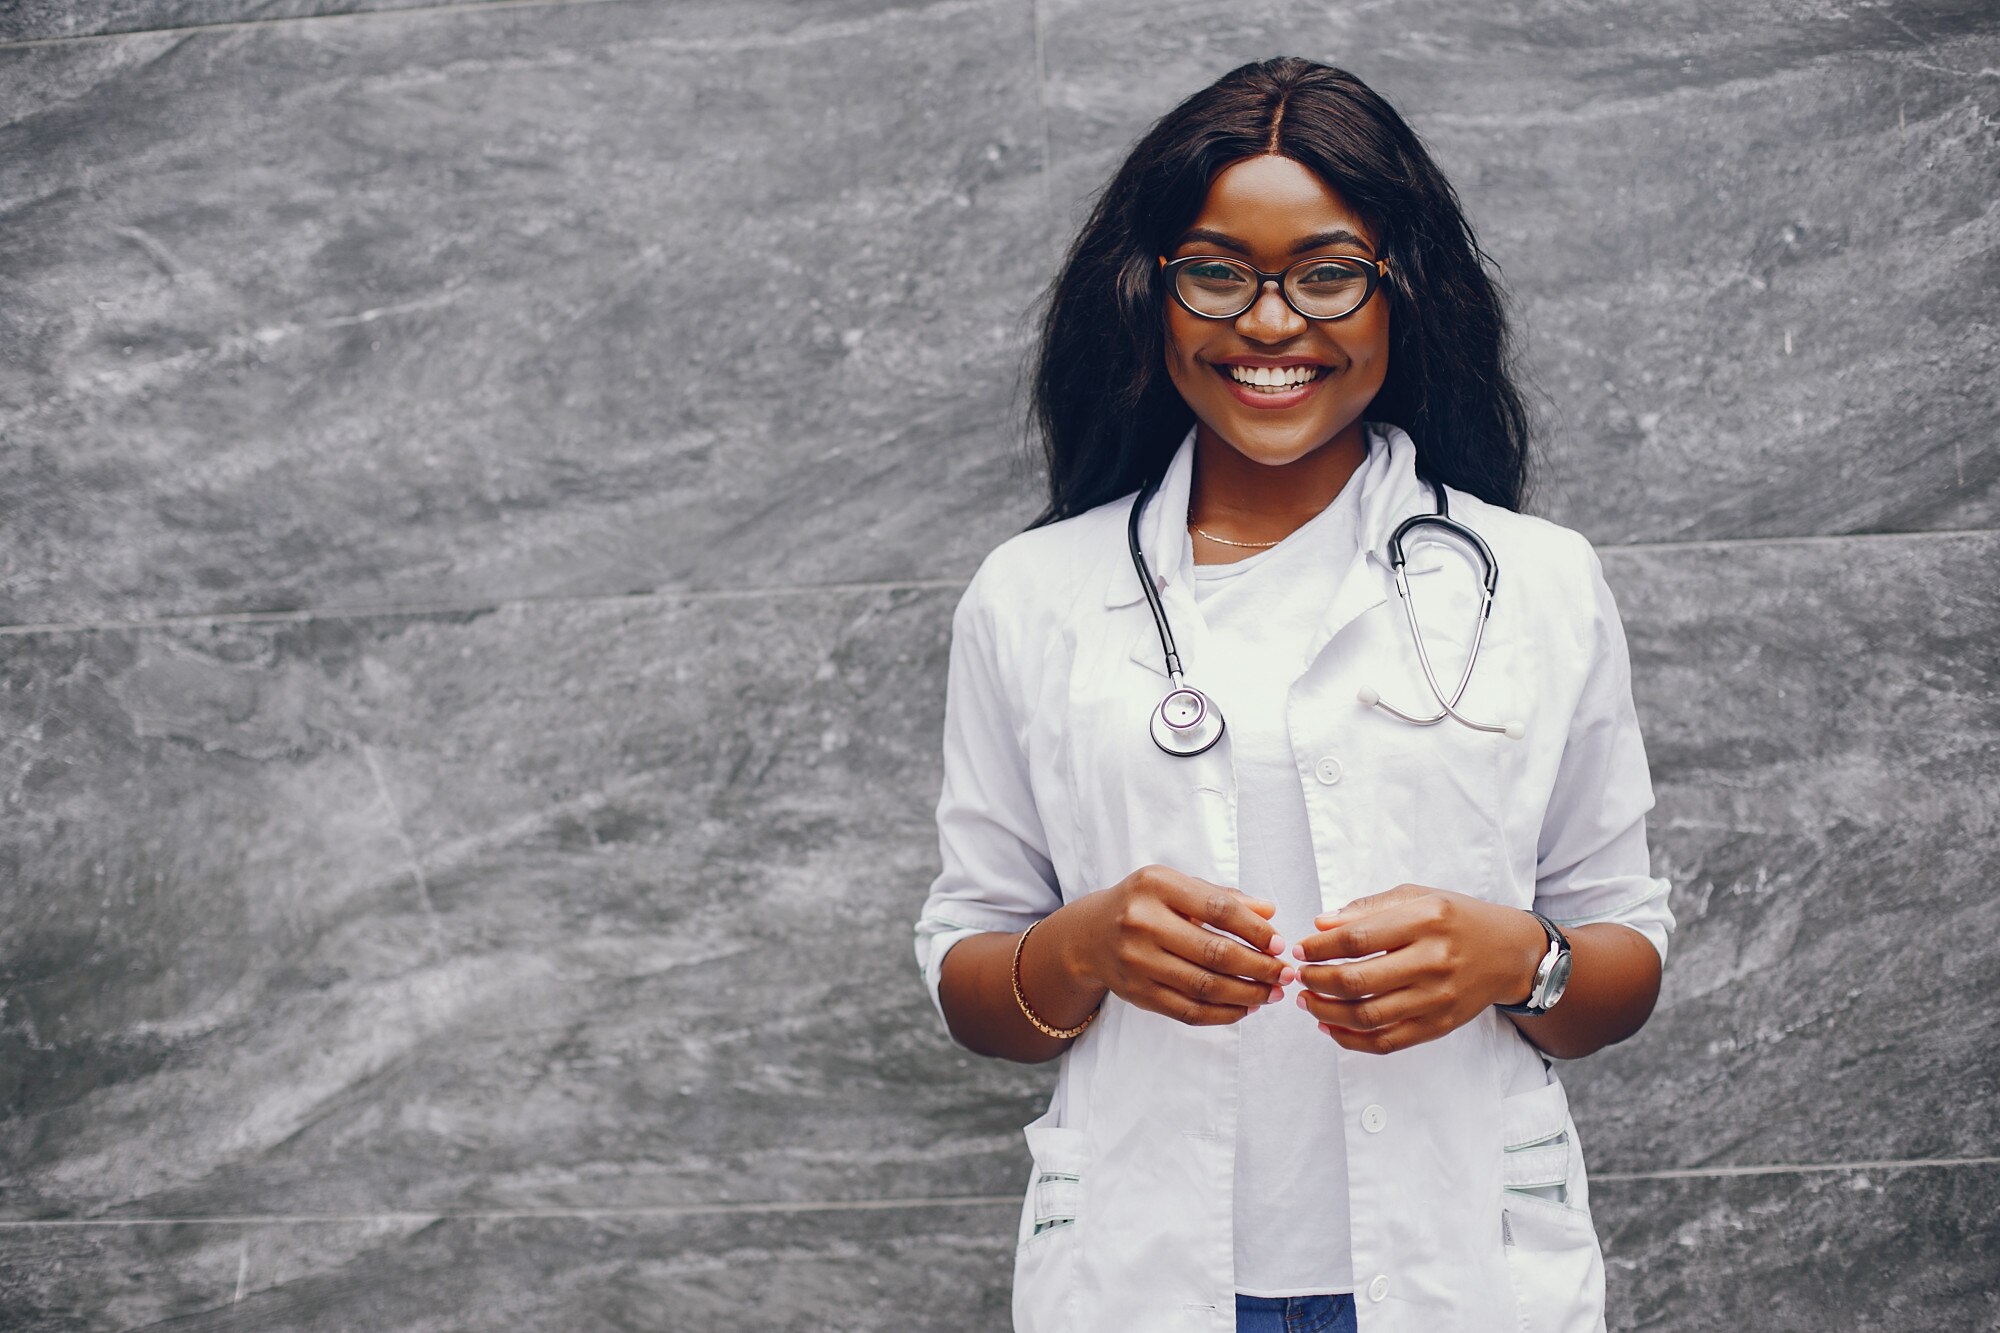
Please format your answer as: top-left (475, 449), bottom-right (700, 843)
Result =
top-left (1174, 258), bottom-right (1373, 320)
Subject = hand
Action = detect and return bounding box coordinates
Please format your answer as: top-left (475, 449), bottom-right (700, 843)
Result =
top-left (1060, 864), bottom-right (1297, 1028)
top-left (1290, 884), bottom-right (1545, 1055)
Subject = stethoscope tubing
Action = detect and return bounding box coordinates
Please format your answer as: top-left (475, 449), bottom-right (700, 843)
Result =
top-left (1373, 494), bottom-right (1521, 737)
top-left (1129, 470), bottom-right (1226, 756)
top-left (1130, 470), bottom-right (1522, 754)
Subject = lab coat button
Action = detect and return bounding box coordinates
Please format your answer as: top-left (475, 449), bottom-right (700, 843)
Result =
top-left (1367, 1274), bottom-right (1390, 1302)
top-left (1314, 756), bottom-right (1343, 785)
top-left (1361, 1104), bottom-right (1387, 1133)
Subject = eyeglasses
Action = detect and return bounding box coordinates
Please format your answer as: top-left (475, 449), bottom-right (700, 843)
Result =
top-left (1160, 253), bottom-right (1391, 322)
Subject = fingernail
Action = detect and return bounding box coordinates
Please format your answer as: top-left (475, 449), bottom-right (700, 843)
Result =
top-left (1291, 944), bottom-right (1305, 960)
top-left (1279, 967), bottom-right (1297, 984)
top-left (1294, 994), bottom-right (1308, 1011)
top-left (1268, 935), bottom-right (1287, 955)
top-left (1317, 1022), bottom-right (1332, 1036)
top-left (1267, 986), bottom-right (1284, 1004)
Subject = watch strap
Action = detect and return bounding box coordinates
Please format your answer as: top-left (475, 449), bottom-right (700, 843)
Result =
top-left (1496, 910), bottom-right (1568, 1015)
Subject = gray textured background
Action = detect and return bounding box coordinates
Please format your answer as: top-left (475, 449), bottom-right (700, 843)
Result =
top-left (2, 0), bottom-right (1996, 1329)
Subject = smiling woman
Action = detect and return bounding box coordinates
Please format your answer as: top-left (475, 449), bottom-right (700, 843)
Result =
top-left (914, 57), bottom-right (1672, 1333)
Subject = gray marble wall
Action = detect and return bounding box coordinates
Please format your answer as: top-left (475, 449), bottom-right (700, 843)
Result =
top-left (1, 1), bottom-right (1993, 1328)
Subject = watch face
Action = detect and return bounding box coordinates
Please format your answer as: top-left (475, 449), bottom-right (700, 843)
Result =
top-left (1541, 950), bottom-right (1574, 1009)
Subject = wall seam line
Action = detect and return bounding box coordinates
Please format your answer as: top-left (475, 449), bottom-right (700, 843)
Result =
top-left (1590, 1154), bottom-right (2000, 1182)
top-left (0, 578), bottom-right (975, 639)
top-left (0, 0), bottom-right (990, 51)
top-left (0, 0), bottom-right (614, 50)
top-left (3, 524), bottom-right (1994, 639)
top-left (1029, 0), bottom-right (1054, 236)
top-left (4, 1155), bottom-right (1996, 1228)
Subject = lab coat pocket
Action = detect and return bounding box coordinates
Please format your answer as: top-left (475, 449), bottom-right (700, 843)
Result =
top-left (1499, 1078), bottom-right (1606, 1333)
top-left (1013, 1119), bottom-right (1088, 1333)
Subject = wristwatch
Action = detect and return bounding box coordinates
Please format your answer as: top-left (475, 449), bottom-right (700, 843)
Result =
top-left (1497, 910), bottom-right (1572, 1015)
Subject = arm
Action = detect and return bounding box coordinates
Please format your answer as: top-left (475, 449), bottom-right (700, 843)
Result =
top-left (915, 572), bottom-right (1289, 1063)
top-left (1505, 920), bottom-right (1661, 1060)
top-left (1288, 888), bottom-right (1659, 1060)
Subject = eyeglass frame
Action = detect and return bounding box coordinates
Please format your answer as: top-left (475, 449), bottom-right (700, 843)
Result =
top-left (1158, 252), bottom-right (1392, 323)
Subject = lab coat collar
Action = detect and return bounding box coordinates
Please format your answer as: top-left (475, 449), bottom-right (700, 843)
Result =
top-left (1102, 420), bottom-right (1433, 611)
top-left (1103, 427), bottom-right (1198, 610)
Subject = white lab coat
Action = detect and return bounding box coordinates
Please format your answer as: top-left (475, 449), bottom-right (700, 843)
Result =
top-left (914, 423), bottom-right (1673, 1333)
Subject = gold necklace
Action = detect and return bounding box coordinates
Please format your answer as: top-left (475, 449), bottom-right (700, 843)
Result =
top-left (1190, 522), bottom-right (1281, 549)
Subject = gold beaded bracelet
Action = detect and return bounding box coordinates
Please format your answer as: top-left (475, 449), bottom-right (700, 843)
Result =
top-left (1011, 918), bottom-right (1097, 1040)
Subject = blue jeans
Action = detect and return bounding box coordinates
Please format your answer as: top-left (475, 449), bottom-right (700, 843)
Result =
top-left (1234, 1292), bottom-right (1358, 1333)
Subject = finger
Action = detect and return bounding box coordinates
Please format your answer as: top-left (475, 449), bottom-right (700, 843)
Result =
top-left (1310, 883), bottom-right (1426, 931)
top-left (1296, 985), bottom-right (1429, 1032)
top-left (1149, 952), bottom-right (1285, 1010)
top-left (1291, 902), bottom-right (1431, 964)
top-left (1158, 916), bottom-right (1294, 987)
top-left (1134, 977), bottom-right (1259, 1028)
top-left (1159, 871), bottom-right (1286, 956)
top-left (1314, 1015), bottom-right (1445, 1056)
top-left (1294, 954), bottom-right (1401, 1000)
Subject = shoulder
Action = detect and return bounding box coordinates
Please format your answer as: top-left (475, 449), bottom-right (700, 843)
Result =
top-left (958, 493), bottom-right (1130, 634)
top-left (1444, 489), bottom-right (1603, 592)
top-left (1442, 490), bottom-right (1614, 655)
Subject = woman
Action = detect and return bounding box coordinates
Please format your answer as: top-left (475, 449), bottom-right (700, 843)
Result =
top-left (913, 58), bottom-right (1672, 1333)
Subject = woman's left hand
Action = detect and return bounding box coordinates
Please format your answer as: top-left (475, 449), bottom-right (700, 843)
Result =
top-left (1290, 884), bottom-right (1546, 1055)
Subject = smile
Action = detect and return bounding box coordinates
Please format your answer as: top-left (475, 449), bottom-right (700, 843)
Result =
top-left (1210, 361), bottom-right (1331, 409)
top-left (1225, 363), bottom-right (1327, 390)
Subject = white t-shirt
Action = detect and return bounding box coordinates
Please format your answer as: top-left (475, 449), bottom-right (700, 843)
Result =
top-left (1190, 444), bottom-right (1381, 1298)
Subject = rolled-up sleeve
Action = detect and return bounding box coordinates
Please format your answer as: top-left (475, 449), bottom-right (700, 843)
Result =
top-left (1533, 542), bottom-right (1675, 965)
top-left (914, 566), bottom-right (1064, 1037)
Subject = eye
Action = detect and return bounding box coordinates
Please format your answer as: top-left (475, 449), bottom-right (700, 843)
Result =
top-left (1181, 260), bottom-right (1252, 291)
top-left (1292, 260), bottom-right (1367, 293)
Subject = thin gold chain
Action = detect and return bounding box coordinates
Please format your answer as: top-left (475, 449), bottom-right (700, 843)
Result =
top-left (1189, 523), bottom-right (1282, 549)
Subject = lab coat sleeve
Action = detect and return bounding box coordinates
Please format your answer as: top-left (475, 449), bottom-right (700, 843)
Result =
top-left (1532, 540), bottom-right (1676, 966)
top-left (914, 564), bottom-right (1064, 1039)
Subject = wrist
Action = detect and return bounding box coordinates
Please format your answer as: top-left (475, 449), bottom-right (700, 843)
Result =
top-left (1497, 908), bottom-right (1573, 1015)
top-left (1043, 897), bottom-right (1100, 992)
top-left (1504, 907), bottom-right (1546, 1008)
top-left (1016, 906), bottom-right (1105, 1034)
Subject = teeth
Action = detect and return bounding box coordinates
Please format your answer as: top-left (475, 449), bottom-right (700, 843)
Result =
top-left (1228, 364), bottom-right (1320, 388)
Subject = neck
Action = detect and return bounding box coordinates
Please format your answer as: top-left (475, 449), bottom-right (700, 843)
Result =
top-left (1187, 420), bottom-right (1370, 561)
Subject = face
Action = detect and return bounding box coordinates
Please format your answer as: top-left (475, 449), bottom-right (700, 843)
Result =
top-left (1162, 154), bottom-right (1391, 468)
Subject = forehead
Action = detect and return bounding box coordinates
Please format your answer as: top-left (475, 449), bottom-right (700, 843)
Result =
top-left (1182, 154), bottom-right (1374, 250)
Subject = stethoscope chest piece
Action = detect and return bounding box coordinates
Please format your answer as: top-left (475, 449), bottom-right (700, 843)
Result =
top-left (1129, 472), bottom-right (1229, 758)
top-left (1151, 685), bottom-right (1224, 757)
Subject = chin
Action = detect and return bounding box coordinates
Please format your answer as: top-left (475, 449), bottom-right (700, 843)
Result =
top-left (1201, 409), bottom-right (1360, 467)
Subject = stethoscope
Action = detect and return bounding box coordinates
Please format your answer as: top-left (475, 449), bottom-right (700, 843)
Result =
top-left (1128, 471), bottom-right (1525, 758)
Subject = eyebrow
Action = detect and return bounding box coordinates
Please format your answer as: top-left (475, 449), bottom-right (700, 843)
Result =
top-left (1176, 227), bottom-right (1374, 257)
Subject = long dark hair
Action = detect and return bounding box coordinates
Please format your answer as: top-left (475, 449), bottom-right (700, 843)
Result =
top-left (1029, 58), bottom-right (1533, 525)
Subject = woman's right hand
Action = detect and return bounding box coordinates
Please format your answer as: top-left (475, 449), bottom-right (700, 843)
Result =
top-left (1052, 864), bottom-right (1296, 1026)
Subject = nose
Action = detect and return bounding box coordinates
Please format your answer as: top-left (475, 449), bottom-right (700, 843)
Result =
top-left (1234, 279), bottom-right (1306, 343)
